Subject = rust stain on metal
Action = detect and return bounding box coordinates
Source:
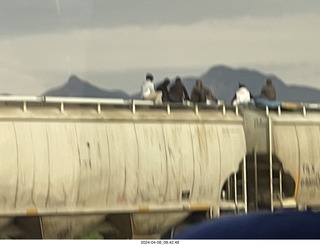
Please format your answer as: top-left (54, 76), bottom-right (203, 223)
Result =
top-left (138, 205), bottom-right (150, 212)
top-left (26, 209), bottom-right (38, 216)
top-left (190, 204), bottom-right (210, 211)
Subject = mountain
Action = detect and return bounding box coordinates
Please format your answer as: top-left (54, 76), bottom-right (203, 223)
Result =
top-left (43, 75), bottom-right (130, 99)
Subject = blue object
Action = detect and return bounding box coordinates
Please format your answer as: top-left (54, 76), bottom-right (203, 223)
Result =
top-left (254, 98), bottom-right (282, 108)
top-left (174, 211), bottom-right (320, 239)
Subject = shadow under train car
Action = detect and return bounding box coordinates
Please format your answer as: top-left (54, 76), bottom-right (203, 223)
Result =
top-left (174, 210), bottom-right (320, 239)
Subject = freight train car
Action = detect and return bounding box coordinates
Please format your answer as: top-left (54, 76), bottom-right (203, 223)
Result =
top-left (239, 103), bottom-right (320, 213)
top-left (0, 96), bottom-right (246, 239)
top-left (0, 96), bottom-right (319, 239)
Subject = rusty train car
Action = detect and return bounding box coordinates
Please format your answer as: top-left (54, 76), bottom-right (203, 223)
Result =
top-left (0, 96), bottom-right (319, 239)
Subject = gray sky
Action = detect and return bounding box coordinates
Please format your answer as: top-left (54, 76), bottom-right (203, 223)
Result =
top-left (1, 0), bottom-right (320, 95)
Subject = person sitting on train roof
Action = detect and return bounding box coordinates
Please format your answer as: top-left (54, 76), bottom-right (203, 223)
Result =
top-left (156, 78), bottom-right (171, 102)
top-left (169, 76), bottom-right (190, 102)
top-left (191, 79), bottom-right (218, 103)
top-left (141, 73), bottom-right (162, 105)
top-left (259, 78), bottom-right (276, 101)
top-left (232, 83), bottom-right (253, 106)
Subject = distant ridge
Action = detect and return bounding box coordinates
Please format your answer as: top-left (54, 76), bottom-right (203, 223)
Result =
top-left (43, 75), bottom-right (130, 99)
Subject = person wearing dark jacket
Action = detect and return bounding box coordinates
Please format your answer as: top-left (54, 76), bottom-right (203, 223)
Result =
top-left (191, 80), bottom-right (217, 103)
top-left (169, 77), bottom-right (190, 102)
top-left (156, 78), bottom-right (171, 102)
top-left (260, 78), bottom-right (276, 101)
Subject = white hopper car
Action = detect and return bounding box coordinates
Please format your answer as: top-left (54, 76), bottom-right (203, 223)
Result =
top-left (0, 96), bottom-right (319, 239)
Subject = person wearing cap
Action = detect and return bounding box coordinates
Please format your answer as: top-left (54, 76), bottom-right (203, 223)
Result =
top-left (260, 78), bottom-right (276, 101)
top-left (141, 73), bottom-right (162, 104)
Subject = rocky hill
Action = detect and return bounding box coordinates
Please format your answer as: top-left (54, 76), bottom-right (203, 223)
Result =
top-left (43, 75), bottom-right (130, 99)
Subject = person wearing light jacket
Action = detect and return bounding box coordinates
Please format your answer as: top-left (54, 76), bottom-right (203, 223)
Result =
top-left (141, 73), bottom-right (162, 104)
top-left (232, 83), bottom-right (252, 106)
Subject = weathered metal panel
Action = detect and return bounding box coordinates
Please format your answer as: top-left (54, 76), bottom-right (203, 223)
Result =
top-left (75, 123), bottom-right (110, 206)
top-left (240, 108), bottom-right (268, 154)
top-left (162, 124), bottom-right (194, 202)
top-left (105, 123), bottom-right (138, 205)
top-left (0, 122), bottom-right (18, 210)
top-left (218, 124), bottom-right (246, 190)
top-left (14, 122), bottom-right (49, 209)
top-left (272, 113), bottom-right (320, 206)
top-left (295, 125), bottom-right (320, 205)
top-left (0, 119), bottom-right (246, 210)
top-left (189, 124), bottom-right (220, 202)
top-left (131, 122), bottom-right (246, 235)
top-left (0, 101), bottom-right (247, 238)
top-left (134, 123), bottom-right (167, 204)
top-left (272, 125), bottom-right (299, 178)
top-left (45, 123), bottom-right (79, 207)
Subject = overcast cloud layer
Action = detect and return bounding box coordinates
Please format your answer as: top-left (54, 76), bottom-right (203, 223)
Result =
top-left (0, 0), bottom-right (320, 95)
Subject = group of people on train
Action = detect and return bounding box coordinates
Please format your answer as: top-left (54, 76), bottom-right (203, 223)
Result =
top-left (231, 78), bottom-right (276, 106)
top-left (141, 73), bottom-right (276, 106)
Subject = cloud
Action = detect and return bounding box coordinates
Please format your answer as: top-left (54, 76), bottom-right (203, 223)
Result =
top-left (1, 0), bottom-right (320, 36)
top-left (10, 13), bottom-right (317, 71)
top-left (0, 10), bottom-right (320, 95)
top-left (0, 64), bottom-right (49, 95)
